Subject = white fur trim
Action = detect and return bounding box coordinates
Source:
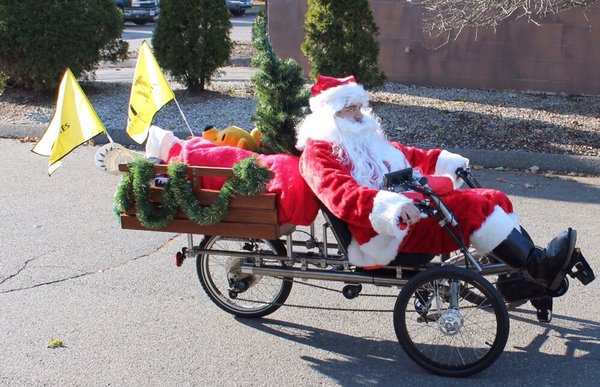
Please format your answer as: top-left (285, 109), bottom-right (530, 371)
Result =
top-left (348, 234), bottom-right (405, 267)
top-left (309, 83), bottom-right (369, 113)
top-left (470, 205), bottom-right (516, 255)
top-left (508, 212), bottom-right (520, 230)
top-left (435, 150), bottom-right (469, 189)
top-left (369, 191), bottom-right (412, 237)
top-left (145, 125), bottom-right (181, 162)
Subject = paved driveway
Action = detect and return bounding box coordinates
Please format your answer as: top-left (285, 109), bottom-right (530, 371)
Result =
top-left (1, 139), bottom-right (599, 385)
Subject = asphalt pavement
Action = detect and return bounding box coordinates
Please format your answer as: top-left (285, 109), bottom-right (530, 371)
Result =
top-left (1, 139), bottom-right (599, 385)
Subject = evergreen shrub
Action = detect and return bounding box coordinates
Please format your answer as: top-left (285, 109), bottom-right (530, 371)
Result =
top-left (152, 0), bottom-right (233, 92)
top-left (251, 11), bottom-right (308, 155)
top-left (0, 0), bottom-right (127, 91)
top-left (0, 71), bottom-right (5, 94)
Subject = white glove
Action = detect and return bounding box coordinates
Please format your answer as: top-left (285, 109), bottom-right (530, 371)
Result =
top-left (435, 150), bottom-right (470, 189)
top-left (370, 191), bottom-right (416, 238)
top-left (398, 201), bottom-right (421, 225)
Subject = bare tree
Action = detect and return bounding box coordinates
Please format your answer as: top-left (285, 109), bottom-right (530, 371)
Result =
top-left (407, 0), bottom-right (597, 37)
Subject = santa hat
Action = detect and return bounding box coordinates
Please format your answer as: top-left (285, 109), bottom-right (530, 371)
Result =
top-left (309, 75), bottom-right (369, 113)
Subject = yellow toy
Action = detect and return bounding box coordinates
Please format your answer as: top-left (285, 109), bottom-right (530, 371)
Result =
top-left (202, 125), bottom-right (262, 151)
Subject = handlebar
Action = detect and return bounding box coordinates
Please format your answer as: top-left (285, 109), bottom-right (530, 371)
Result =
top-left (384, 168), bottom-right (457, 226)
top-left (383, 167), bottom-right (483, 270)
top-left (455, 167), bottom-right (482, 188)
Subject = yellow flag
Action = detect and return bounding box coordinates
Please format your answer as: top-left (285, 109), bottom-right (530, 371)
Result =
top-left (126, 40), bottom-right (175, 144)
top-left (32, 69), bottom-right (106, 175)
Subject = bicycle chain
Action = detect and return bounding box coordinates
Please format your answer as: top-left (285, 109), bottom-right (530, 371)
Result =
top-left (230, 278), bottom-right (399, 313)
top-left (290, 278), bottom-right (398, 298)
top-left (232, 278), bottom-right (500, 312)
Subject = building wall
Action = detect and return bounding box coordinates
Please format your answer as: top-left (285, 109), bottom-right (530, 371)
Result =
top-left (267, 0), bottom-right (600, 95)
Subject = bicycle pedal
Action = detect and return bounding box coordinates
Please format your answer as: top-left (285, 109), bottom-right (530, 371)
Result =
top-left (568, 249), bottom-right (595, 285)
top-left (174, 247), bottom-right (187, 267)
top-left (531, 297), bottom-right (553, 323)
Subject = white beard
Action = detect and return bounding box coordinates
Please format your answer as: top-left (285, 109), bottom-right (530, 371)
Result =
top-left (334, 114), bottom-right (399, 187)
top-left (296, 110), bottom-right (409, 188)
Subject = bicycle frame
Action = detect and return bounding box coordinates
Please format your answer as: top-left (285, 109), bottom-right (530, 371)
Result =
top-left (182, 167), bottom-right (515, 287)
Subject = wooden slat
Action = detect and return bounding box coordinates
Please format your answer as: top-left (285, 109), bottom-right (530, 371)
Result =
top-left (118, 164), bottom-right (274, 178)
top-left (125, 207), bottom-right (278, 224)
top-left (191, 190), bottom-right (276, 209)
top-left (118, 164), bottom-right (236, 177)
top-left (147, 187), bottom-right (276, 209)
top-left (179, 208), bottom-right (277, 224)
top-left (120, 215), bottom-right (295, 239)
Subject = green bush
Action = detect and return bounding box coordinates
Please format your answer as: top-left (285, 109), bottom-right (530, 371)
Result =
top-left (0, 0), bottom-right (127, 92)
top-left (251, 11), bottom-right (308, 155)
top-left (0, 71), bottom-right (5, 94)
top-left (152, 0), bottom-right (233, 92)
top-left (301, 0), bottom-right (386, 88)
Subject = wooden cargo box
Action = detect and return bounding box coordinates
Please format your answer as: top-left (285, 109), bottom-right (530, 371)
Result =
top-left (117, 164), bottom-right (296, 239)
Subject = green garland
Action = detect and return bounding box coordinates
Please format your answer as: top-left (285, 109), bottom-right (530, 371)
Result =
top-left (113, 155), bottom-right (271, 229)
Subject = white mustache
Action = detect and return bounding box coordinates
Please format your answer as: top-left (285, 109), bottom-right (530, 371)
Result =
top-left (335, 114), bottom-right (379, 134)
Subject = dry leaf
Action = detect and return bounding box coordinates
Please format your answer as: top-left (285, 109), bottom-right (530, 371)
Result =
top-left (47, 338), bottom-right (65, 349)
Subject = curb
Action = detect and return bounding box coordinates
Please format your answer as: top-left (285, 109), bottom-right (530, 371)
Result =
top-left (450, 148), bottom-right (600, 176)
top-left (99, 56), bottom-right (251, 69)
top-left (3, 123), bottom-right (599, 176)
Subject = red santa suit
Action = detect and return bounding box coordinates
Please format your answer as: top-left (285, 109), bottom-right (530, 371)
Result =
top-left (297, 75), bottom-right (520, 267)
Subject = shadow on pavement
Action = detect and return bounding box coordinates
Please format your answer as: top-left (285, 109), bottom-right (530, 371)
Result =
top-left (237, 314), bottom-right (599, 384)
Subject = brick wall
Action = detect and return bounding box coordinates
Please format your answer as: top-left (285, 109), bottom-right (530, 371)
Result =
top-left (267, 0), bottom-right (600, 95)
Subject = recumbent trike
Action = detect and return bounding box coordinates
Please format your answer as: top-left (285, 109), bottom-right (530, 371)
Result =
top-left (117, 163), bottom-right (595, 377)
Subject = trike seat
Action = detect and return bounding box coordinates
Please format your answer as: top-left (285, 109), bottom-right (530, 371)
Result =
top-left (319, 204), bottom-right (435, 267)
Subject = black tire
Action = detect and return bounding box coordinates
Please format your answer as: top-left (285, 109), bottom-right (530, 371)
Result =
top-left (133, 20), bottom-right (148, 25)
top-left (196, 235), bottom-right (292, 318)
top-left (393, 266), bottom-right (509, 377)
top-left (230, 9), bottom-right (245, 16)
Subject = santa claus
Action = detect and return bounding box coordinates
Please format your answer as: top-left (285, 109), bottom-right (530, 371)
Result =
top-left (297, 74), bottom-right (591, 300)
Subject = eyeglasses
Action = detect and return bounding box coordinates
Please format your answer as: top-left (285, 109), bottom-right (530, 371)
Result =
top-left (340, 105), bottom-right (372, 114)
top-left (341, 105), bottom-right (363, 113)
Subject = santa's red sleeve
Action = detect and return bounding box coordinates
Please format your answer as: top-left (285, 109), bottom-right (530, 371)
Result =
top-left (300, 139), bottom-right (412, 240)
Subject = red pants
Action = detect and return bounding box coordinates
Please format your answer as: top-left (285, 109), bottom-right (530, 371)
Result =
top-left (399, 188), bottom-right (515, 254)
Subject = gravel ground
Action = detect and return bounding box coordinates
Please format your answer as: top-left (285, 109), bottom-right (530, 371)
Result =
top-left (1, 75), bottom-right (599, 158)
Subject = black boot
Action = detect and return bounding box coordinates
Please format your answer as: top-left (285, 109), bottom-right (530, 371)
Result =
top-left (491, 228), bottom-right (577, 291)
top-left (495, 272), bottom-right (547, 303)
top-left (494, 227), bottom-right (548, 303)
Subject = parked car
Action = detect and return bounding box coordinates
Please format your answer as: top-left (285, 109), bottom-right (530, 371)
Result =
top-left (116, 0), bottom-right (158, 25)
top-left (225, 0), bottom-right (253, 16)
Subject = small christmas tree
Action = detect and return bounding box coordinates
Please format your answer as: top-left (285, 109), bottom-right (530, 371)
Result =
top-left (301, 0), bottom-right (385, 89)
top-left (152, 0), bottom-right (233, 92)
top-left (251, 11), bottom-right (309, 155)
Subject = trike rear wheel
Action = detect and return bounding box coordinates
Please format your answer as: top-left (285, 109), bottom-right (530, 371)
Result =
top-left (196, 235), bottom-right (292, 318)
top-left (393, 266), bottom-right (509, 377)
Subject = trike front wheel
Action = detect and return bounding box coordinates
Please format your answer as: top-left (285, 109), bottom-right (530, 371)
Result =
top-left (196, 235), bottom-right (292, 318)
top-left (393, 266), bottom-right (509, 377)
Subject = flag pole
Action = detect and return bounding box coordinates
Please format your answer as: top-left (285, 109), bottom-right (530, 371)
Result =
top-left (173, 97), bottom-right (195, 137)
top-left (104, 128), bottom-right (116, 144)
